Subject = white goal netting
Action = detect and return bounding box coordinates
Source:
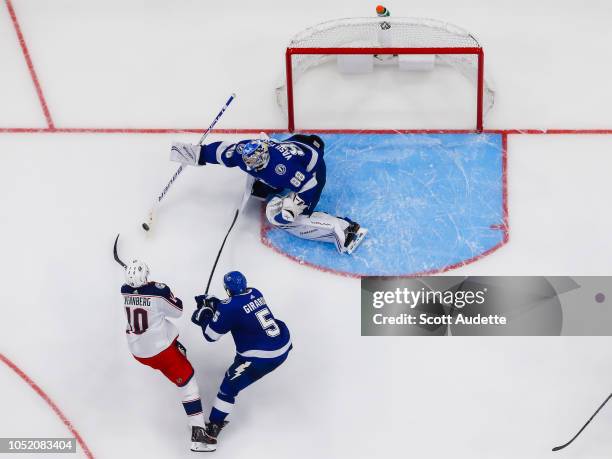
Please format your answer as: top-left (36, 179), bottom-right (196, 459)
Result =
top-left (276, 17), bottom-right (495, 128)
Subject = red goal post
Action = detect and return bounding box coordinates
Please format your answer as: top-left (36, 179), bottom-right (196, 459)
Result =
top-left (285, 46), bottom-right (485, 132)
top-left (276, 17), bottom-right (494, 133)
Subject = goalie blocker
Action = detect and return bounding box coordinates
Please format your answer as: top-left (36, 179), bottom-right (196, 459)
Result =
top-left (170, 133), bottom-right (367, 254)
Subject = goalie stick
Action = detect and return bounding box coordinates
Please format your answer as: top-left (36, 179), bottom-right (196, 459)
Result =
top-left (204, 175), bottom-right (254, 295)
top-left (552, 392), bottom-right (612, 451)
top-left (142, 93), bottom-right (236, 232)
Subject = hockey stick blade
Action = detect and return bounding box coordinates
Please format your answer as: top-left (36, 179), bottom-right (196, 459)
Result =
top-left (113, 234), bottom-right (127, 269)
top-left (552, 392), bottom-right (612, 451)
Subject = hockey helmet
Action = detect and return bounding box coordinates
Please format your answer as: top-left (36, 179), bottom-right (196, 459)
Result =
top-left (241, 140), bottom-right (270, 171)
top-left (223, 271), bottom-right (247, 296)
top-left (125, 259), bottom-right (150, 288)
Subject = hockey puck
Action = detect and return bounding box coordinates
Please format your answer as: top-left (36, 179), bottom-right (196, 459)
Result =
top-left (142, 223), bottom-right (150, 231)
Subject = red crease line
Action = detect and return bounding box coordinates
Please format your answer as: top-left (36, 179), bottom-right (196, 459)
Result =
top-left (258, 131), bottom-right (510, 277)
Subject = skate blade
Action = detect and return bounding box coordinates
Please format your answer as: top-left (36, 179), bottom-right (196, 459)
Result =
top-left (190, 442), bottom-right (216, 452)
top-left (345, 228), bottom-right (368, 255)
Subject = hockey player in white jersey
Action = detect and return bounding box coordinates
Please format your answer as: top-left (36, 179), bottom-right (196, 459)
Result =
top-left (120, 259), bottom-right (212, 452)
top-left (170, 133), bottom-right (367, 254)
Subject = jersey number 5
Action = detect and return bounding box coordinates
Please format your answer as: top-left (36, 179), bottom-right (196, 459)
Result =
top-left (255, 308), bottom-right (281, 337)
top-left (125, 307), bottom-right (149, 335)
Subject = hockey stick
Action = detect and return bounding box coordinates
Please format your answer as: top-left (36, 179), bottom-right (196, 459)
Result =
top-left (113, 234), bottom-right (127, 268)
top-left (142, 93), bottom-right (236, 231)
top-left (204, 176), bottom-right (254, 295)
top-left (552, 392), bottom-right (612, 451)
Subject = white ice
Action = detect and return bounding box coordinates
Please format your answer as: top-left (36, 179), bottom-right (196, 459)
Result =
top-left (1, 1), bottom-right (612, 458)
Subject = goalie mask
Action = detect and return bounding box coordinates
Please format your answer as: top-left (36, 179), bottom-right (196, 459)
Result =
top-left (125, 259), bottom-right (150, 288)
top-left (241, 140), bottom-right (270, 171)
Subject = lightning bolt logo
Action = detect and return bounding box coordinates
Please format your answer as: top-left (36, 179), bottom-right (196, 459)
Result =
top-left (229, 361), bottom-right (251, 380)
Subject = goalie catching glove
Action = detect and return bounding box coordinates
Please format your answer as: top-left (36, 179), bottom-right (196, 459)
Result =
top-left (267, 192), bottom-right (307, 224)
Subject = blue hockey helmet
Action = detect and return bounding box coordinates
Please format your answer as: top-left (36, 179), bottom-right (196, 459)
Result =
top-left (240, 139), bottom-right (269, 171)
top-left (223, 271), bottom-right (247, 296)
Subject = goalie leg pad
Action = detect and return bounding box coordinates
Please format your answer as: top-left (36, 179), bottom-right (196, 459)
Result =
top-left (267, 211), bottom-right (357, 253)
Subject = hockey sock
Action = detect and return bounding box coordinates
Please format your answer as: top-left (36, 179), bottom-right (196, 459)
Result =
top-left (180, 378), bottom-right (205, 428)
top-left (209, 393), bottom-right (235, 424)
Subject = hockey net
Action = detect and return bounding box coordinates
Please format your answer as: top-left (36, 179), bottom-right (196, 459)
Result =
top-left (276, 17), bottom-right (495, 131)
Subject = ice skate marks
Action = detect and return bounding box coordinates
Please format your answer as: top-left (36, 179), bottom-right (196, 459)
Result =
top-left (262, 133), bottom-right (506, 276)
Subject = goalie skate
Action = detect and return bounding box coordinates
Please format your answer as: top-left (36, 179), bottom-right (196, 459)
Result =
top-left (344, 224), bottom-right (368, 255)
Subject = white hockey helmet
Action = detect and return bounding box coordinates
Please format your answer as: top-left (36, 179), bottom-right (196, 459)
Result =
top-left (125, 259), bottom-right (150, 288)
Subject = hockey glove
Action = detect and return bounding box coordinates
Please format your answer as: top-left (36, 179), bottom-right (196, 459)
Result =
top-left (191, 295), bottom-right (220, 327)
top-left (270, 192), bottom-right (307, 224)
top-left (170, 142), bottom-right (201, 166)
top-left (195, 294), bottom-right (220, 310)
top-left (191, 307), bottom-right (213, 327)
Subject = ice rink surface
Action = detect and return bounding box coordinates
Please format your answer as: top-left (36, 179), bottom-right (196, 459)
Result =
top-left (2, 1), bottom-right (612, 458)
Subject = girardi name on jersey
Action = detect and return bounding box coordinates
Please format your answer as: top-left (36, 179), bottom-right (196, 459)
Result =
top-left (242, 296), bottom-right (267, 314)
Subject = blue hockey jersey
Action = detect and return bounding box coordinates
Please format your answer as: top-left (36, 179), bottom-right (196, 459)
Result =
top-left (199, 136), bottom-right (325, 210)
top-left (203, 288), bottom-right (292, 359)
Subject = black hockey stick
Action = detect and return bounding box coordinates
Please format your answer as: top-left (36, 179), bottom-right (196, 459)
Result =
top-left (113, 234), bottom-right (127, 269)
top-left (204, 176), bottom-right (254, 294)
top-left (204, 209), bottom-right (239, 295)
top-left (552, 392), bottom-right (612, 451)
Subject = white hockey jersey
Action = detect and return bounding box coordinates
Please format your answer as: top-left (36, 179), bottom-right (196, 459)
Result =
top-left (121, 282), bottom-right (183, 358)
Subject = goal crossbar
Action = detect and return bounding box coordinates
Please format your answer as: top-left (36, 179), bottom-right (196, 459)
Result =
top-left (284, 46), bottom-right (485, 132)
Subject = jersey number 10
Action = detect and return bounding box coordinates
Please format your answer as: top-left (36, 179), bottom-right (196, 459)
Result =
top-left (125, 307), bottom-right (149, 335)
top-left (255, 308), bottom-right (281, 337)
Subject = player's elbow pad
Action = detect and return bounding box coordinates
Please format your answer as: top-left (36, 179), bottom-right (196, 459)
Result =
top-left (203, 331), bottom-right (217, 342)
top-left (203, 326), bottom-right (223, 342)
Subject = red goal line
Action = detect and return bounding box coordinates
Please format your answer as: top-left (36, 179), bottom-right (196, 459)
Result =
top-left (1, 127), bottom-right (612, 135)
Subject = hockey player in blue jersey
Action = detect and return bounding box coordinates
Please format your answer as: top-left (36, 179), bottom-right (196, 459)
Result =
top-left (170, 133), bottom-right (367, 254)
top-left (190, 271), bottom-right (292, 451)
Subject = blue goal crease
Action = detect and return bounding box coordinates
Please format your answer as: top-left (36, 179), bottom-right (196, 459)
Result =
top-left (265, 133), bottom-right (505, 277)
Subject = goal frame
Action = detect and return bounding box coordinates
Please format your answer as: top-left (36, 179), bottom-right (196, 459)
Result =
top-left (284, 46), bottom-right (485, 132)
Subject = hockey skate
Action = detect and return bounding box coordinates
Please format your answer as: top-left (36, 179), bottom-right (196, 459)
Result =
top-left (190, 426), bottom-right (215, 452)
top-left (200, 421), bottom-right (229, 452)
top-left (343, 221), bottom-right (368, 255)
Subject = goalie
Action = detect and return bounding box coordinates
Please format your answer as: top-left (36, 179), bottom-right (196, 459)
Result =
top-left (170, 134), bottom-right (367, 254)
